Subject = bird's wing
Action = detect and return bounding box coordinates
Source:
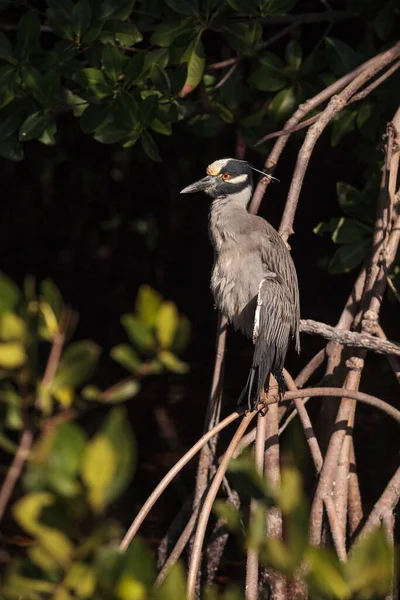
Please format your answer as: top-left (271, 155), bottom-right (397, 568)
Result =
top-left (251, 220), bottom-right (300, 352)
top-left (240, 273), bottom-right (293, 408)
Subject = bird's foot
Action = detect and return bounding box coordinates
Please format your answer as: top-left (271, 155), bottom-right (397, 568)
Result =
top-left (256, 386), bottom-right (281, 415)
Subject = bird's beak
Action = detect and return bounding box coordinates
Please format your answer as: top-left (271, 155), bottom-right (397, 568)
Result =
top-left (180, 175), bottom-right (215, 194)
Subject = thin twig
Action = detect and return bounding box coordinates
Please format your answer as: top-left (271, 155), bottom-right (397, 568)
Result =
top-left (256, 58), bottom-right (400, 145)
top-left (0, 429), bottom-right (33, 524)
top-left (187, 411), bottom-right (257, 600)
top-left (120, 408), bottom-right (244, 551)
top-left (249, 43), bottom-right (400, 215)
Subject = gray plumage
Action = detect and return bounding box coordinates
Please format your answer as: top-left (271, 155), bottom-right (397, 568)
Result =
top-left (181, 158), bottom-right (300, 409)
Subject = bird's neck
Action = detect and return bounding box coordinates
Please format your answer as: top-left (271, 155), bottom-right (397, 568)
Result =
top-left (208, 186), bottom-right (253, 249)
top-left (210, 186), bottom-right (253, 212)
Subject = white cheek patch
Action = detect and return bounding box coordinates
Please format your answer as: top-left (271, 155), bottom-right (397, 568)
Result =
top-left (228, 174), bottom-right (248, 184)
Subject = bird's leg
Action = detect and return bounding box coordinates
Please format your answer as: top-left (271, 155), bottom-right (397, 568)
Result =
top-left (257, 388), bottom-right (269, 416)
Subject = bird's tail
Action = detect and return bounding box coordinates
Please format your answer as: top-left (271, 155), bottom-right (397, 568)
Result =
top-left (237, 346), bottom-right (286, 411)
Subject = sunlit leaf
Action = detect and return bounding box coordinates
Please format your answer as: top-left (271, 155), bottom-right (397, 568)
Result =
top-left (153, 561), bottom-right (186, 600)
top-left (0, 342), bottom-right (26, 368)
top-left (0, 312), bottom-right (25, 341)
top-left (180, 36), bottom-right (205, 96)
top-left (82, 435), bottom-right (118, 511)
top-left (100, 378), bottom-right (140, 403)
top-left (305, 547), bottom-right (351, 598)
top-left (110, 344), bottom-right (141, 373)
top-left (156, 301), bottom-right (179, 348)
top-left (13, 492), bottom-right (74, 565)
top-left (135, 285), bottom-right (162, 327)
top-left (346, 527), bottom-right (393, 596)
top-left (158, 350), bottom-right (188, 373)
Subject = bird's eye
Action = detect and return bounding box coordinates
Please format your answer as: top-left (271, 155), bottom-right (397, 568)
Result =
top-left (221, 173), bottom-right (231, 180)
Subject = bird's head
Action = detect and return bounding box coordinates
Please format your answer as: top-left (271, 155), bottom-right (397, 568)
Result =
top-left (180, 158), bottom-right (255, 199)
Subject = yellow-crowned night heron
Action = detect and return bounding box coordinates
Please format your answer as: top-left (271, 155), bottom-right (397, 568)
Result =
top-left (181, 158), bottom-right (300, 409)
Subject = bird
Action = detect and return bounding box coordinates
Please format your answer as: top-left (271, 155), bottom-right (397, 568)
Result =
top-left (181, 158), bottom-right (300, 410)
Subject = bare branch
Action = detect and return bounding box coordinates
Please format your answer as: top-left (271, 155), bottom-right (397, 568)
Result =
top-left (299, 319), bottom-right (400, 356)
top-left (187, 411), bottom-right (257, 600)
top-left (120, 408), bottom-right (244, 551)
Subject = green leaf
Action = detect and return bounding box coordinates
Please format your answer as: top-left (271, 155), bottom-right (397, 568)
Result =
top-left (180, 36), bottom-right (205, 96)
top-left (346, 528), bottom-right (392, 596)
top-left (213, 500), bottom-right (241, 532)
top-left (305, 547), bottom-right (351, 599)
top-left (151, 118), bottom-right (172, 136)
top-left (0, 342), bottom-right (26, 368)
top-left (100, 378), bottom-right (140, 402)
top-left (151, 21), bottom-right (190, 47)
top-left (46, 1), bottom-right (74, 41)
top-left (155, 301), bottom-right (179, 348)
top-left (331, 110), bottom-right (356, 147)
top-left (46, 422), bottom-right (87, 478)
top-left (261, 0), bottom-right (298, 16)
top-left (135, 285), bottom-right (163, 327)
top-left (164, 0), bottom-right (199, 16)
top-left (144, 48), bottom-right (170, 72)
top-left (95, 407), bottom-right (136, 505)
top-left (139, 95), bottom-right (159, 127)
top-left (19, 113), bottom-right (48, 142)
top-left (141, 130), bottom-right (161, 162)
top-left (111, 344), bottom-right (141, 372)
top-left (52, 340), bottom-right (101, 390)
top-left (151, 65), bottom-right (171, 96)
top-left (21, 66), bottom-right (50, 105)
top-left (74, 68), bottom-right (109, 100)
top-left (0, 273), bottom-right (21, 314)
top-left (121, 314), bottom-right (154, 352)
top-left (158, 350), bottom-right (189, 373)
top-left (227, 0), bottom-right (255, 13)
top-left (0, 312), bottom-right (25, 341)
top-left (102, 43), bottom-right (126, 83)
top-left (16, 11), bottom-right (40, 59)
top-left (80, 103), bottom-right (111, 133)
top-left (336, 181), bottom-right (373, 222)
top-left (285, 40), bottom-right (302, 71)
top-left (0, 112), bottom-right (23, 143)
top-left (325, 37), bottom-right (360, 76)
top-left (0, 137), bottom-right (24, 161)
top-left (124, 52), bottom-right (145, 87)
top-left (0, 32), bottom-right (13, 62)
top-left (82, 435), bottom-right (118, 511)
top-left (250, 52), bottom-right (286, 91)
top-left (72, 0), bottom-right (92, 36)
top-left (222, 22), bottom-right (257, 54)
top-left (39, 121), bottom-right (57, 146)
top-left (18, 112), bottom-right (48, 142)
top-left (328, 239), bottom-right (370, 275)
top-left (98, 0), bottom-right (135, 20)
top-left (94, 122), bottom-right (129, 144)
top-left (40, 279), bottom-right (63, 321)
top-left (107, 21), bottom-right (143, 47)
top-left (154, 562), bottom-right (187, 600)
top-left (13, 492), bottom-right (74, 565)
top-left (268, 86), bottom-right (296, 121)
